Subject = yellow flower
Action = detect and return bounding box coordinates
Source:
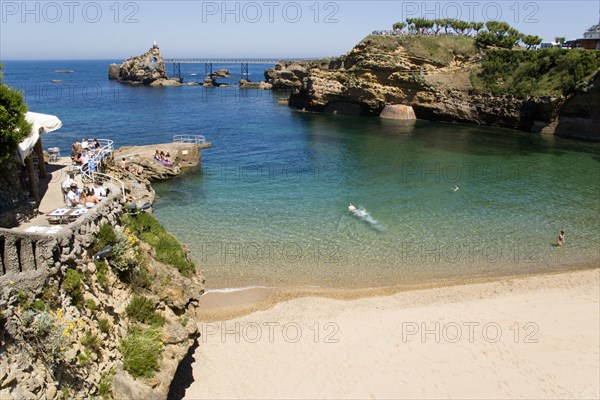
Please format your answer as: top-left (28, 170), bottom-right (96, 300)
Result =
top-left (9, 281), bottom-right (14, 285)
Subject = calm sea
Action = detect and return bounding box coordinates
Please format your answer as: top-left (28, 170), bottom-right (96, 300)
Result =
top-left (3, 60), bottom-right (599, 290)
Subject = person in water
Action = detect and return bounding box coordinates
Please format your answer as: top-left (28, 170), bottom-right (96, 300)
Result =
top-left (556, 230), bottom-right (565, 246)
top-left (348, 203), bottom-right (357, 212)
top-left (453, 185), bottom-right (459, 192)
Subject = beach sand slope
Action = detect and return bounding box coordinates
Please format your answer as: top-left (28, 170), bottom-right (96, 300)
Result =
top-left (184, 269), bottom-right (599, 399)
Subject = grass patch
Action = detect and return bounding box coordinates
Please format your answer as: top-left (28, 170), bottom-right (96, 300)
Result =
top-left (125, 295), bottom-right (165, 327)
top-left (398, 35), bottom-right (478, 66)
top-left (359, 35), bottom-right (478, 66)
top-left (471, 48), bottom-right (600, 98)
top-left (121, 213), bottom-right (195, 276)
top-left (120, 326), bottom-right (162, 378)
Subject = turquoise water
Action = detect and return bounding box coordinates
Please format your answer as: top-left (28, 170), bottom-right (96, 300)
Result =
top-left (153, 114), bottom-right (600, 289)
top-left (3, 60), bottom-right (599, 290)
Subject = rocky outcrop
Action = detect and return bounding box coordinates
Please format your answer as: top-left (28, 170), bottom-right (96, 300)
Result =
top-left (210, 69), bottom-right (230, 79)
top-left (110, 44), bottom-right (180, 86)
top-left (239, 80), bottom-right (273, 90)
top-left (265, 60), bottom-right (315, 90)
top-left (285, 35), bottom-right (599, 138)
top-left (542, 72), bottom-right (600, 140)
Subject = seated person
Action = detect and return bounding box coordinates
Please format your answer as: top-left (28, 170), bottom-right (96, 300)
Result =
top-left (84, 188), bottom-right (100, 208)
top-left (92, 139), bottom-right (101, 149)
top-left (81, 138), bottom-right (89, 150)
top-left (120, 157), bottom-right (130, 171)
top-left (163, 152), bottom-right (173, 166)
top-left (61, 173), bottom-right (76, 194)
top-left (66, 183), bottom-right (83, 207)
top-left (132, 164), bottom-right (144, 175)
top-left (154, 150), bottom-right (161, 161)
top-left (94, 180), bottom-right (107, 198)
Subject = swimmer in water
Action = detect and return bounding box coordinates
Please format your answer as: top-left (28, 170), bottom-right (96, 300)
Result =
top-left (348, 203), bottom-right (357, 212)
top-left (556, 230), bottom-right (565, 246)
top-left (453, 185), bottom-right (459, 192)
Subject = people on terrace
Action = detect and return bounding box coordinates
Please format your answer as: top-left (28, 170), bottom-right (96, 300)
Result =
top-left (153, 149), bottom-right (173, 166)
top-left (66, 182), bottom-right (83, 207)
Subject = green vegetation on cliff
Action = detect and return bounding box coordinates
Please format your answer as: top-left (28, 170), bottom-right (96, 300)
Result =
top-left (358, 35), bottom-right (478, 67)
top-left (0, 65), bottom-right (31, 162)
top-left (471, 48), bottom-right (600, 98)
top-left (121, 213), bottom-right (196, 276)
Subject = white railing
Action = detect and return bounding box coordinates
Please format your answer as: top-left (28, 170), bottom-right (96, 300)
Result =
top-left (82, 170), bottom-right (125, 197)
top-left (76, 139), bottom-right (123, 197)
top-left (173, 134), bottom-right (206, 144)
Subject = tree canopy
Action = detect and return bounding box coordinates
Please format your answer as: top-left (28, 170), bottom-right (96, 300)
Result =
top-left (0, 65), bottom-right (31, 162)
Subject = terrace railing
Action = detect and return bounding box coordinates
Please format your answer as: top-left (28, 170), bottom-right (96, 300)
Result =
top-left (173, 134), bottom-right (206, 144)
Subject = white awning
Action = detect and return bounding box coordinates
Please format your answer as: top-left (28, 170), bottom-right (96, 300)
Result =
top-left (17, 112), bottom-right (62, 164)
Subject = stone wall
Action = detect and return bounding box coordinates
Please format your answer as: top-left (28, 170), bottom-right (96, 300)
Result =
top-left (0, 157), bottom-right (33, 229)
top-left (0, 188), bottom-right (124, 294)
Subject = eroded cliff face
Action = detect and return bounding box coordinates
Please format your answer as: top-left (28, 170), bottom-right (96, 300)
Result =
top-left (281, 35), bottom-right (598, 139)
top-left (545, 72), bottom-right (600, 140)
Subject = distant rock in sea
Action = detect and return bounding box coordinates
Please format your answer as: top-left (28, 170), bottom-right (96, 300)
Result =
top-left (109, 43), bottom-right (181, 86)
top-left (51, 79), bottom-right (64, 83)
top-left (54, 69), bottom-right (74, 73)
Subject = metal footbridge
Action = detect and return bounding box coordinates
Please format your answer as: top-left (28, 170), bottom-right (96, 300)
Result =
top-left (164, 58), bottom-right (282, 80)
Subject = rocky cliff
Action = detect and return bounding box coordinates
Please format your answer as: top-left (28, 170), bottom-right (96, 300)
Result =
top-left (280, 35), bottom-right (599, 139)
top-left (110, 44), bottom-right (180, 86)
top-left (0, 154), bottom-right (205, 400)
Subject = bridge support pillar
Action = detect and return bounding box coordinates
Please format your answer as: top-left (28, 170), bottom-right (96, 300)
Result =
top-left (241, 63), bottom-right (249, 81)
top-left (205, 62), bottom-right (213, 77)
top-left (172, 63), bottom-right (181, 79)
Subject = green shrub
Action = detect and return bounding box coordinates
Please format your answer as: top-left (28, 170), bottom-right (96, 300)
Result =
top-left (96, 262), bottom-right (109, 288)
top-left (125, 295), bottom-right (165, 327)
top-left (472, 48), bottom-right (600, 98)
top-left (98, 318), bottom-right (111, 333)
top-left (0, 74), bottom-right (32, 162)
top-left (125, 265), bottom-right (152, 291)
top-left (98, 369), bottom-right (114, 399)
top-left (85, 299), bottom-right (97, 312)
top-left (77, 351), bottom-right (89, 366)
top-left (110, 228), bottom-right (143, 274)
top-left (42, 285), bottom-right (60, 309)
top-left (122, 214), bottom-right (196, 276)
top-left (16, 290), bottom-right (30, 307)
top-left (31, 299), bottom-right (48, 312)
top-left (120, 327), bottom-right (162, 378)
top-left (98, 318), bottom-right (111, 334)
top-left (81, 332), bottom-right (101, 353)
top-left (62, 269), bottom-right (83, 308)
top-left (94, 223), bottom-right (118, 253)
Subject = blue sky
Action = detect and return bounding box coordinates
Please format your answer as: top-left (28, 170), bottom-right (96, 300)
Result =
top-left (1, 0), bottom-right (599, 60)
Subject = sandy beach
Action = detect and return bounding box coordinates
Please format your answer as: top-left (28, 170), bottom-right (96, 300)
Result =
top-left (184, 269), bottom-right (599, 399)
